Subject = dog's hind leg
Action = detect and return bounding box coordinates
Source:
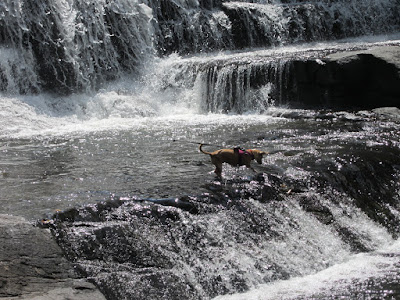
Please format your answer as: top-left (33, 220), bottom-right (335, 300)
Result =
top-left (214, 166), bottom-right (222, 177)
top-left (211, 157), bottom-right (223, 177)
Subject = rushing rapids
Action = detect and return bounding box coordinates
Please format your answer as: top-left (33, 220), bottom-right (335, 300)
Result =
top-left (1, 0), bottom-right (400, 299)
top-left (43, 109), bottom-right (399, 300)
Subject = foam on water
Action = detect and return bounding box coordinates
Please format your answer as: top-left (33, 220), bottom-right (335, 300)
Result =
top-left (215, 238), bottom-right (399, 300)
top-left (0, 92), bottom-right (281, 140)
top-left (1, 35), bottom-right (399, 140)
top-left (0, 59), bottom-right (195, 139)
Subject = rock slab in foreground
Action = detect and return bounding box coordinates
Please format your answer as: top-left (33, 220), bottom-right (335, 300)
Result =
top-left (0, 214), bottom-right (106, 300)
top-left (292, 45), bottom-right (400, 109)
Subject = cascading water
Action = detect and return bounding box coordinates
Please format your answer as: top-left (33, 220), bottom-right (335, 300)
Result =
top-left (1, 0), bottom-right (399, 95)
top-left (224, 0), bottom-right (400, 48)
top-left (1, 0), bottom-right (400, 299)
top-left (0, 0), bottom-right (154, 93)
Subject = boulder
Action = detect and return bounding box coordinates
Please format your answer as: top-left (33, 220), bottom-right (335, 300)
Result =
top-left (291, 45), bottom-right (400, 109)
top-left (0, 214), bottom-right (106, 300)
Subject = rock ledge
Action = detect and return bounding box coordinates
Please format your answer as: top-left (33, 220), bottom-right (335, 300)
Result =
top-left (292, 45), bottom-right (400, 109)
top-left (0, 214), bottom-right (106, 300)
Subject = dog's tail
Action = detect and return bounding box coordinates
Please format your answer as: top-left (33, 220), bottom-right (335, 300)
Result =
top-left (199, 143), bottom-right (213, 155)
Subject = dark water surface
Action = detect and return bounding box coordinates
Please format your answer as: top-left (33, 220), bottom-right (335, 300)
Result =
top-left (1, 113), bottom-right (285, 218)
top-left (1, 108), bottom-right (398, 220)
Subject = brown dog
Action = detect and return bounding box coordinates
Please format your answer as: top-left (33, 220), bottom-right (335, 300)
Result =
top-left (199, 144), bottom-right (267, 177)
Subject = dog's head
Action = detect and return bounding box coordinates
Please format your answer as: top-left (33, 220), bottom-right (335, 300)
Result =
top-left (251, 150), bottom-right (268, 164)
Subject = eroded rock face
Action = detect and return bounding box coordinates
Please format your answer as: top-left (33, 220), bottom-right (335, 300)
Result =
top-left (0, 214), bottom-right (105, 300)
top-left (291, 45), bottom-right (400, 109)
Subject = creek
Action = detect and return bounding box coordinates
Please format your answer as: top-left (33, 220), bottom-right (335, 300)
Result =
top-left (1, 0), bottom-right (400, 299)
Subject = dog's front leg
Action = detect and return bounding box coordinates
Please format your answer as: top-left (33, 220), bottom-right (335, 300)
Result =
top-left (246, 166), bottom-right (256, 173)
top-left (245, 162), bottom-right (256, 173)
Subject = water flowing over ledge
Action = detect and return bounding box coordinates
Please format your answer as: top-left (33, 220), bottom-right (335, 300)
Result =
top-left (1, 38), bottom-right (400, 141)
top-left (45, 114), bottom-right (400, 299)
top-left (1, 0), bottom-right (399, 95)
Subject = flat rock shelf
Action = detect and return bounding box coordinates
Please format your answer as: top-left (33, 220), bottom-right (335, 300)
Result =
top-left (0, 214), bottom-right (105, 300)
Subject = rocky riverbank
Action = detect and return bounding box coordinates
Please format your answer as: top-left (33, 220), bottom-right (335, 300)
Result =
top-left (0, 214), bottom-right (105, 300)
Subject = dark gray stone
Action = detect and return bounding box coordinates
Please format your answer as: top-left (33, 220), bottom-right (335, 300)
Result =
top-left (0, 214), bottom-right (106, 300)
top-left (291, 45), bottom-right (400, 109)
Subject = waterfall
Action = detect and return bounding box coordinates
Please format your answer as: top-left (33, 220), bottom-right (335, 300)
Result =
top-left (0, 0), bottom-right (154, 94)
top-left (1, 1), bottom-right (400, 298)
top-left (1, 0), bottom-right (399, 96)
top-left (224, 0), bottom-right (400, 48)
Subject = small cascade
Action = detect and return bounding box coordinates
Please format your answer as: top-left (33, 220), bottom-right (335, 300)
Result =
top-left (198, 59), bottom-right (295, 112)
top-left (145, 0), bottom-right (233, 55)
top-left (49, 135), bottom-right (400, 299)
top-left (0, 46), bottom-right (39, 94)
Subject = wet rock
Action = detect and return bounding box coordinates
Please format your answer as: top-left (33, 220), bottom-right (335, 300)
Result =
top-left (298, 194), bottom-right (334, 225)
top-left (334, 225), bottom-right (371, 253)
top-left (373, 106), bottom-right (400, 119)
top-left (140, 197), bottom-right (199, 214)
top-left (47, 163), bottom-right (400, 299)
top-left (48, 179), bottom-right (289, 299)
top-left (91, 269), bottom-right (200, 300)
top-left (0, 214), bottom-right (105, 300)
top-left (292, 45), bottom-right (400, 109)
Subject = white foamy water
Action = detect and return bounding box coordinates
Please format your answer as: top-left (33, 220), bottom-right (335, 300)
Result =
top-left (1, 35), bottom-right (399, 140)
top-left (214, 239), bottom-right (400, 300)
top-left (0, 92), bottom-right (283, 140)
